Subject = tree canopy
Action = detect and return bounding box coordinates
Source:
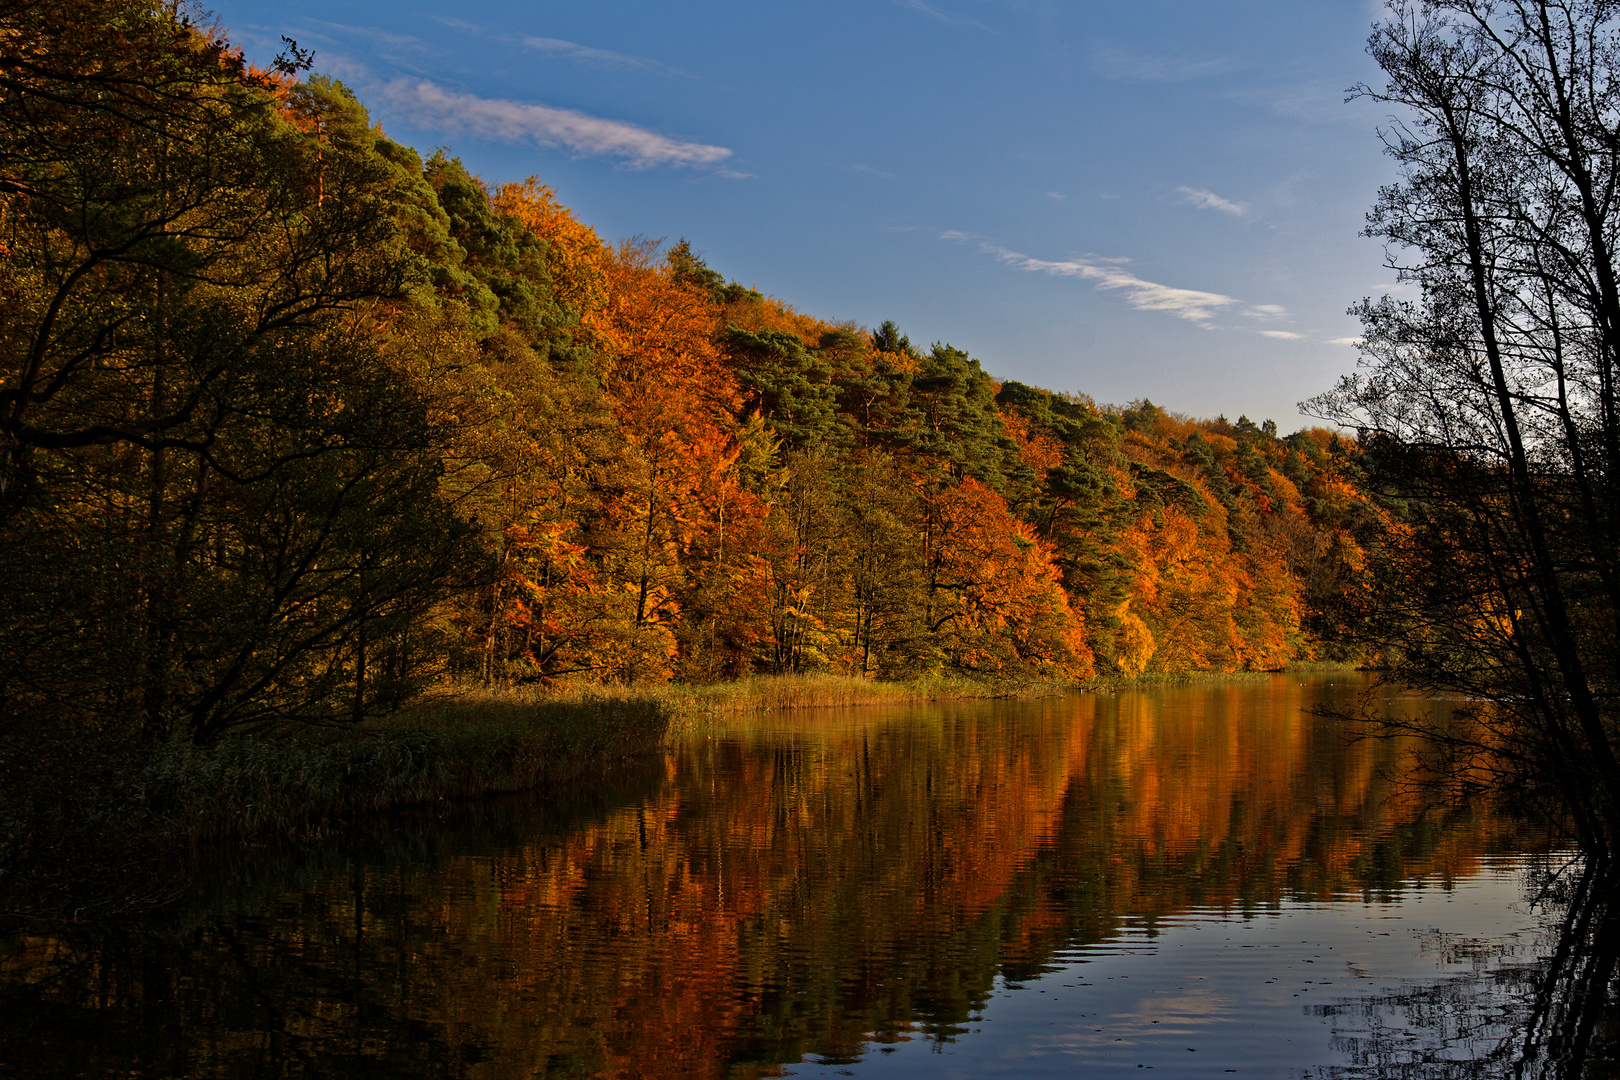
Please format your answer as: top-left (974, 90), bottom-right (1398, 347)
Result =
top-left (0, 0), bottom-right (1379, 753)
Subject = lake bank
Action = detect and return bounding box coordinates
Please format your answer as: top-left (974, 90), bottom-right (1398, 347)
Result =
top-left (0, 666), bottom-right (1369, 921)
top-left (0, 696), bottom-right (668, 920)
top-left (2, 674), bottom-right (1579, 1079)
top-left (469, 662), bottom-right (1371, 725)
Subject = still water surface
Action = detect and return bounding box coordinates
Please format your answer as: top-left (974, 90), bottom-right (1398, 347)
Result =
top-left (0, 675), bottom-right (1589, 1078)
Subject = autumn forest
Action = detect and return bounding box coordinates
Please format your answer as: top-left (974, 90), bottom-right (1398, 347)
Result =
top-left (16, 2), bottom-right (1620, 1073)
top-left (14, 1), bottom-right (1620, 1074)
top-left (0, 0), bottom-right (1390, 758)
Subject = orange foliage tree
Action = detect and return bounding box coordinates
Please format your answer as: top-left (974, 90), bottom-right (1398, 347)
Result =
top-left (922, 477), bottom-right (1094, 678)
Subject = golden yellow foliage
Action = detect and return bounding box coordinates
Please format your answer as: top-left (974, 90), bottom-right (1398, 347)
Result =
top-left (494, 177), bottom-right (611, 320)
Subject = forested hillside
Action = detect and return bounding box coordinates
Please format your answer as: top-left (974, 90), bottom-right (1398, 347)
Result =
top-left (0, 0), bottom-right (1378, 745)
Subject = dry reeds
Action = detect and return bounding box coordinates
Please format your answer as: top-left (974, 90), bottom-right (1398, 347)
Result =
top-left (0, 696), bottom-right (671, 919)
top-left (473, 672), bottom-right (1068, 733)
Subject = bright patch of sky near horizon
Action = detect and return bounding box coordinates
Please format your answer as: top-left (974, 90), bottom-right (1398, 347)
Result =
top-left (210, 0), bottom-right (1406, 429)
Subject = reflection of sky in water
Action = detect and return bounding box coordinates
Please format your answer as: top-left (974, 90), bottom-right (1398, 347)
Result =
top-left (830, 861), bottom-right (1550, 1077)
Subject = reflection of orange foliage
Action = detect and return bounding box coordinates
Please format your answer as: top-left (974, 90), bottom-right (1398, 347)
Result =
top-left (473, 702), bottom-right (1087, 1078)
top-left (6, 682), bottom-right (1529, 1078)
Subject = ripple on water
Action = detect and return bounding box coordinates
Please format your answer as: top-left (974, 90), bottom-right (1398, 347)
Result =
top-left (0, 675), bottom-right (1576, 1080)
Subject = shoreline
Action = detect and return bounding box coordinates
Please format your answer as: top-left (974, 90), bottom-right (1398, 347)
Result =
top-left (481, 663), bottom-right (1372, 721)
top-left (178, 664), bottom-right (1372, 837)
top-left (1, 665), bottom-right (1369, 921)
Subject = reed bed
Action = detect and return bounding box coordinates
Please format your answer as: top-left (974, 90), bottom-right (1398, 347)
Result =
top-left (0, 697), bottom-right (671, 918)
top-left (1075, 661), bottom-right (1366, 694)
top-left (1076, 669), bottom-right (1276, 692)
top-left (149, 698), bottom-right (669, 848)
top-left (467, 672), bottom-right (1069, 734)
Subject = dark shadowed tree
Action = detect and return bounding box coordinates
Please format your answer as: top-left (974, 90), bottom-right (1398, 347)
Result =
top-left (0, 0), bottom-right (477, 745)
top-left (1311, 0), bottom-right (1620, 856)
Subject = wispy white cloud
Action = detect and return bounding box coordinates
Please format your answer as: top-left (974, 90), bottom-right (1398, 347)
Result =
top-left (1231, 79), bottom-right (1367, 128)
top-left (898, 0), bottom-right (993, 31)
top-left (852, 164), bottom-right (898, 180)
top-left (302, 20), bottom-right (426, 53)
top-left (1326, 336), bottom-right (1365, 347)
top-left (1259, 330), bottom-right (1305, 340)
top-left (429, 19), bottom-right (691, 77)
top-left (1087, 43), bottom-right (1242, 82)
top-left (1179, 186), bottom-right (1247, 217)
top-left (1243, 304), bottom-right (1289, 320)
top-left (953, 237), bottom-right (1237, 322)
top-left (1045, 191), bottom-right (1066, 201)
top-left (376, 79), bottom-right (733, 169)
top-left (518, 36), bottom-right (689, 76)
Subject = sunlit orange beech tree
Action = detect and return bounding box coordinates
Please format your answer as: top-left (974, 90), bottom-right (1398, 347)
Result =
top-left (923, 477), bottom-right (1094, 678)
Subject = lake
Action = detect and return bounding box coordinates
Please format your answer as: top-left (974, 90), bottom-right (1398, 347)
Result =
top-left (0, 674), bottom-right (1603, 1078)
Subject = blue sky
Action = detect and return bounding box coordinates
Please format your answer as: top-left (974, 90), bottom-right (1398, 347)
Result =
top-left (209, 0), bottom-right (1402, 430)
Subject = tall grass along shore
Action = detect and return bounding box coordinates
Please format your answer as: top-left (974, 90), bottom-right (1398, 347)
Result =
top-left (1, 696), bottom-right (665, 920)
top-left (0, 667), bottom-right (1359, 920)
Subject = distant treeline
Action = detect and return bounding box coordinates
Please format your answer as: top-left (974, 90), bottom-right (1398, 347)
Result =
top-left (0, 0), bottom-right (1380, 746)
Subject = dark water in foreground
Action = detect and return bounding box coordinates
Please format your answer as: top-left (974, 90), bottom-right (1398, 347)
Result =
top-left (1, 674), bottom-right (1613, 1078)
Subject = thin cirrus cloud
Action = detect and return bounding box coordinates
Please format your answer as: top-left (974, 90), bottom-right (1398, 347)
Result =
top-left (431, 19), bottom-right (693, 77)
top-left (303, 19), bottom-right (426, 53)
top-left (1260, 330), bottom-right (1305, 340)
top-left (948, 235), bottom-right (1237, 322)
top-left (376, 78), bottom-right (733, 170)
top-left (1087, 43), bottom-right (1243, 82)
top-left (518, 36), bottom-right (691, 77)
top-left (1179, 186), bottom-right (1248, 217)
top-left (898, 0), bottom-right (993, 31)
top-left (1232, 79), bottom-right (1369, 128)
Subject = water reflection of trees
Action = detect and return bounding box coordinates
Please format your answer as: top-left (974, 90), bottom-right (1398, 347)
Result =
top-left (0, 680), bottom-right (1545, 1078)
top-left (1319, 860), bottom-right (1620, 1080)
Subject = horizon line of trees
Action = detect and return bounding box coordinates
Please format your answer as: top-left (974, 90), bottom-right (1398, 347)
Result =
top-left (0, 0), bottom-right (1383, 751)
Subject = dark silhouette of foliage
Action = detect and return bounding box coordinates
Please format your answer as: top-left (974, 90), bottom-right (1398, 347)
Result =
top-left (1312, 0), bottom-right (1620, 857)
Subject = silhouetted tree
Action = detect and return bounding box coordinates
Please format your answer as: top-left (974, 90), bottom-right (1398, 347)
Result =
top-left (1311, 0), bottom-right (1620, 855)
top-left (0, 0), bottom-right (476, 744)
